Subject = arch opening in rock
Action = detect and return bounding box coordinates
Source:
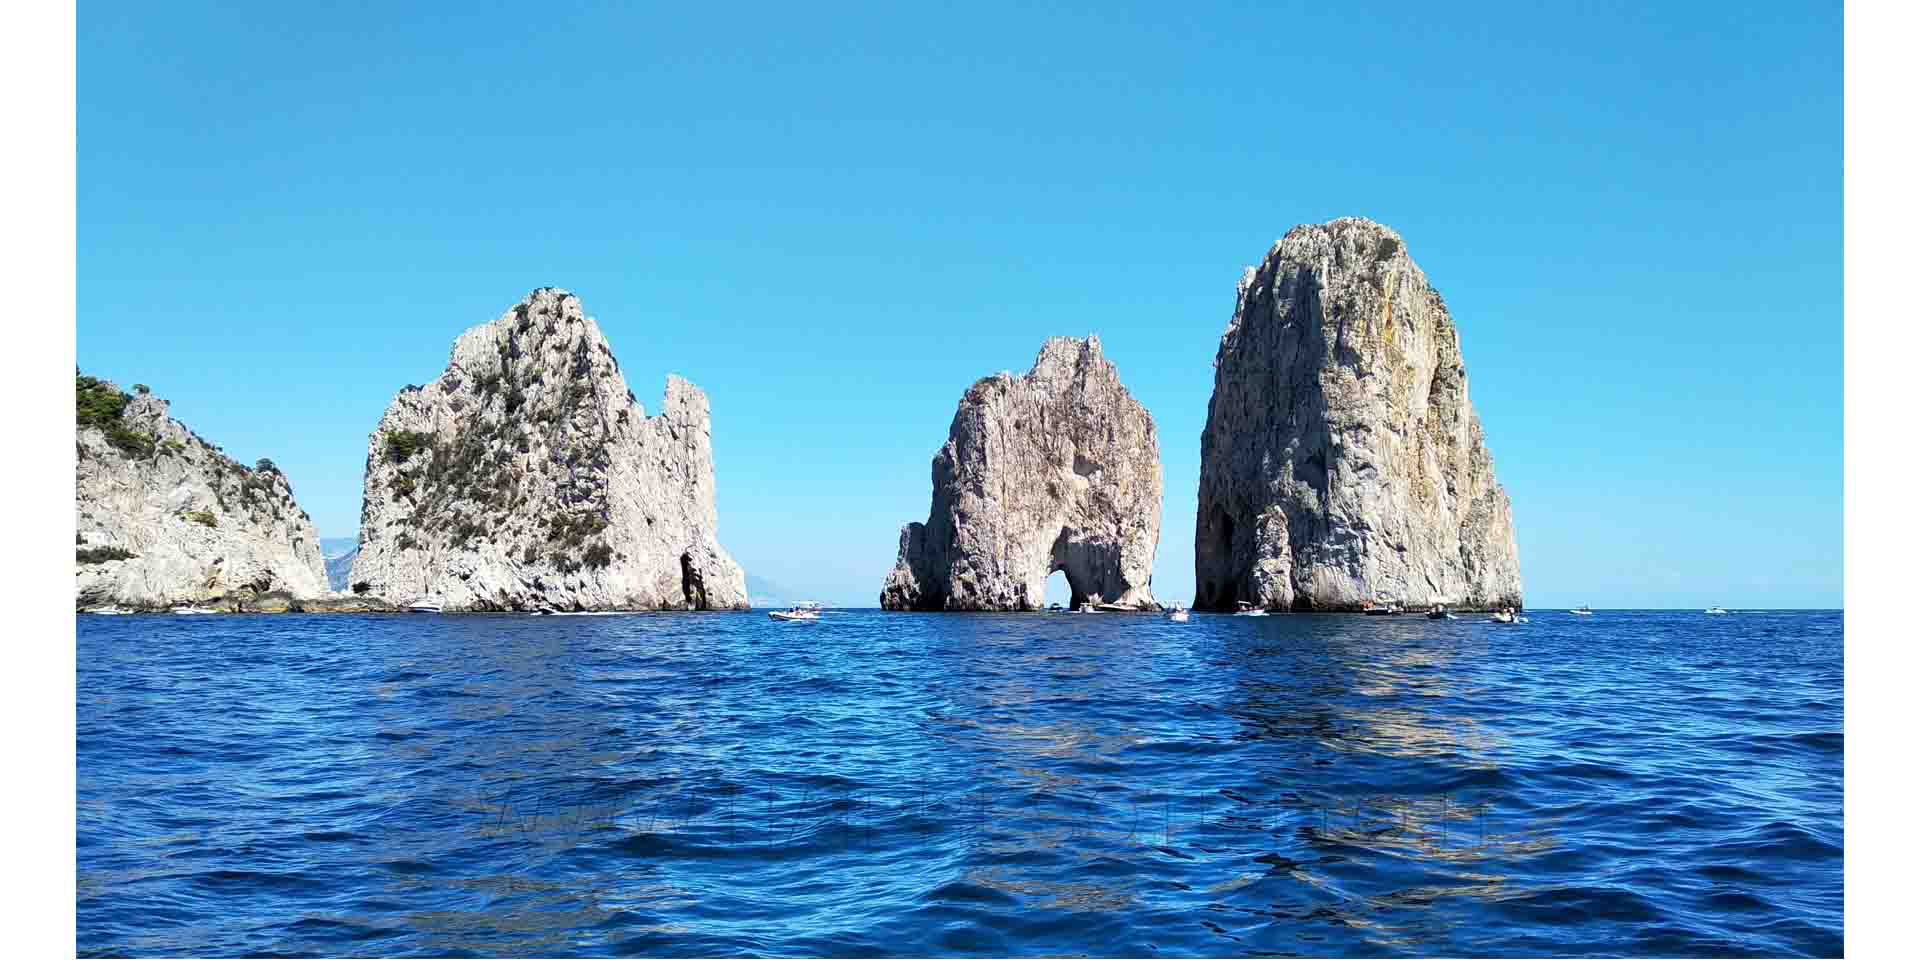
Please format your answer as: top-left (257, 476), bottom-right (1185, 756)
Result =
top-left (879, 336), bottom-right (1161, 611)
top-left (1045, 526), bottom-right (1103, 608)
top-left (1043, 570), bottom-right (1072, 608)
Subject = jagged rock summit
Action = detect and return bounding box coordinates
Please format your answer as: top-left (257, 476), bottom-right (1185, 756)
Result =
top-left (1195, 218), bottom-right (1522, 611)
top-left (882, 337), bottom-right (1161, 611)
top-left (348, 288), bottom-right (748, 611)
top-left (75, 375), bottom-right (327, 609)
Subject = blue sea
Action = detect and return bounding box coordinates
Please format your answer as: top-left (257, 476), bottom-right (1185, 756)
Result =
top-left (76, 609), bottom-right (1843, 957)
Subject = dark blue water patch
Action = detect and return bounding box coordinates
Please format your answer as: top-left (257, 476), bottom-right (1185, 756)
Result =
top-left (76, 609), bottom-right (1842, 956)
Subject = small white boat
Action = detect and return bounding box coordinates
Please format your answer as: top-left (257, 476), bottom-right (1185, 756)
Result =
top-left (406, 598), bottom-right (443, 614)
top-left (1489, 611), bottom-right (1516, 624)
top-left (769, 601), bottom-right (823, 622)
top-left (1705, 606), bottom-right (1729, 615)
top-left (171, 605), bottom-right (217, 615)
top-left (84, 605), bottom-right (131, 616)
top-left (1233, 601), bottom-right (1268, 617)
top-left (1570, 605), bottom-right (1594, 616)
top-left (1167, 606), bottom-right (1190, 623)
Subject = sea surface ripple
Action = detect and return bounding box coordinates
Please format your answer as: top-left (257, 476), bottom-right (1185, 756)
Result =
top-left (77, 609), bottom-right (1843, 957)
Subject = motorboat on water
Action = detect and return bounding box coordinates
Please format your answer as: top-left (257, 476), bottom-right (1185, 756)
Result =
top-left (406, 598), bottom-right (443, 614)
top-left (1094, 602), bottom-right (1135, 613)
top-left (1488, 606), bottom-right (1530, 624)
top-left (85, 605), bottom-right (131, 615)
top-left (1233, 601), bottom-right (1268, 617)
top-left (1167, 605), bottom-right (1190, 623)
top-left (1426, 604), bottom-right (1455, 620)
top-left (1705, 605), bottom-right (1729, 615)
top-left (1570, 605), bottom-right (1594, 616)
top-left (1363, 601), bottom-right (1399, 616)
top-left (171, 605), bottom-right (217, 615)
top-left (769, 601), bottom-right (823, 622)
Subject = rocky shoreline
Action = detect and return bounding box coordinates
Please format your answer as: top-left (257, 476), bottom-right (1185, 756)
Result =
top-left (76, 289), bottom-right (750, 614)
top-left (76, 376), bottom-right (328, 611)
top-left (79, 220), bottom-right (1525, 617)
top-left (82, 593), bottom-right (409, 615)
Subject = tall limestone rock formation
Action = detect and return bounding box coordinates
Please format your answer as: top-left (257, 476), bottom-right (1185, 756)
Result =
top-left (882, 337), bottom-right (1161, 611)
top-left (1195, 218), bottom-right (1522, 611)
top-left (348, 288), bottom-right (748, 611)
top-left (75, 375), bottom-right (327, 609)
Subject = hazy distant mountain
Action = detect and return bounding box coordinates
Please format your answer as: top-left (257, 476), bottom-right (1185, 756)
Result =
top-left (746, 573), bottom-right (788, 607)
top-left (321, 537), bottom-right (357, 593)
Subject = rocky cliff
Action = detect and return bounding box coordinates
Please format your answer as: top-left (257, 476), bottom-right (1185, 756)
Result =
top-left (882, 337), bottom-right (1161, 611)
top-left (1194, 219), bottom-right (1522, 611)
top-left (347, 288), bottom-right (748, 611)
top-left (75, 375), bottom-right (327, 609)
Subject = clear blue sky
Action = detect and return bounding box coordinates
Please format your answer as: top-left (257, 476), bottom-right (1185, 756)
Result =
top-left (78, 1), bottom-right (1840, 608)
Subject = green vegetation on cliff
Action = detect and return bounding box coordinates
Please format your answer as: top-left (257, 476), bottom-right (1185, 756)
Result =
top-left (76, 373), bottom-right (156, 457)
top-left (384, 430), bottom-right (434, 463)
top-left (76, 375), bottom-right (130, 428)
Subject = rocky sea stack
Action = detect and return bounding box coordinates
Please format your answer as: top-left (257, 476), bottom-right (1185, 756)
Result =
top-left (348, 288), bottom-right (748, 611)
top-left (882, 337), bottom-right (1161, 611)
top-left (1195, 219), bottom-right (1522, 612)
top-left (75, 375), bottom-right (327, 609)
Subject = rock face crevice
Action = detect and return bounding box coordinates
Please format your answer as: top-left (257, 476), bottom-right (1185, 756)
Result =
top-left (75, 376), bottom-right (327, 609)
top-left (347, 288), bottom-right (748, 611)
top-left (1194, 219), bottom-right (1522, 611)
top-left (882, 337), bottom-right (1161, 611)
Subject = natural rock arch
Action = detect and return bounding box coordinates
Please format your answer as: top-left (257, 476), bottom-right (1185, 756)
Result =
top-left (882, 337), bottom-right (1162, 611)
